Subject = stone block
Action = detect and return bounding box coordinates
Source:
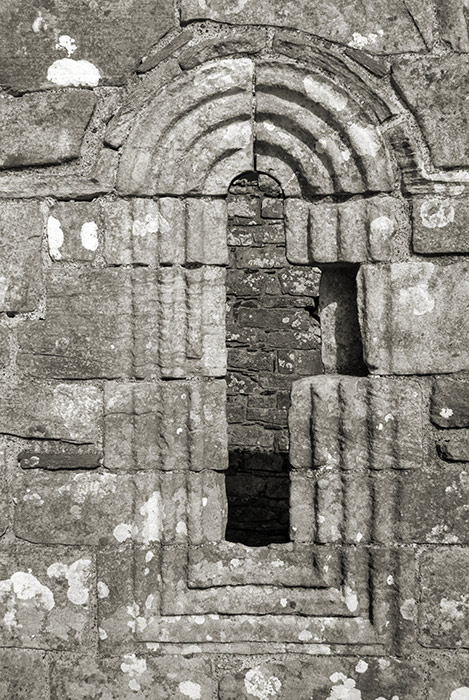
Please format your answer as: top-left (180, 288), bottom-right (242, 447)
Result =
top-left (431, 377), bottom-right (469, 428)
top-left (0, 543), bottom-right (95, 649)
top-left (427, 656), bottom-right (469, 700)
top-left (420, 548), bottom-right (469, 648)
top-left (400, 467), bottom-right (469, 544)
top-left (104, 380), bottom-right (228, 471)
top-left (219, 657), bottom-right (423, 700)
top-left (47, 201), bottom-right (100, 262)
top-left (289, 375), bottom-right (424, 471)
top-left (235, 247), bottom-right (287, 269)
top-left (392, 56), bottom-right (469, 167)
top-left (0, 0), bottom-right (174, 91)
top-left (413, 195), bottom-right (469, 254)
top-left (438, 431), bottom-right (469, 462)
top-left (0, 449), bottom-right (7, 539)
top-left (103, 197), bottom-right (228, 266)
top-left (51, 654), bottom-right (214, 699)
top-left (181, 0), bottom-right (431, 53)
top-left (357, 262), bottom-right (469, 374)
top-left (0, 92), bottom-right (95, 168)
top-left (178, 29), bottom-right (266, 70)
top-left (14, 470), bottom-right (134, 546)
top-left (436, 0), bottom-right (469, 51)
top-left (0, 649), bottom-right (49, 700)
top-left (0, 200), bottom-right (43, 312)
top-left (18, 450), bottom-right (101, 470)
top-left (285, 195), bottom-right (400, 263)
top-left (0, 381), bottom-right (102, 444)
top-left (17, 268), bottom-right (133, 379)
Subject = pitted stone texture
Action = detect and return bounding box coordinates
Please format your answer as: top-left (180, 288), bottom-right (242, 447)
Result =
top-left (14, 470), bottom-right (134, 546)
top-left (431, 377), bottom-right (469, 428)
top-left (392, 56), bottom-right (469, 167)
top-left (0, 543), bottom-right (95, 649)
top-left (47, 201), bottom-right (100, 262)
top-left (0, 92), bottom-right (95, 168)
top-left (436, 0), bottom-right (469, 51)
top-left (104, 380), bottom-right (228, 471)
top-left (0, 0), bottom-right (174, 91)
top-left (0, 649), bottom-right (48, 700)
top-left (103, 197), bottom-right (228, 266)
top-left (427, 655), bottom-right (469, 700)
top-left (0, 450), bottom-right (6, 539)
top-left (181, 0), bottom-right (431, 53)
top-left (0, 200), bottom-right (43, 312)
top-left (357, 262), bottom-right (469, 374)
top-left (117, 59), bottom-right (254, 195)
top-left (97, 545), bottom-right (138, 649)
top-left (413, 195), bottom-right (469, 254)
top-left (51, 654), bottom-right (214, 699)
top-left (285, 195), bottom-right (401, 263)
top-left (255, 62), bottom-right (393, 197)
top-left (17, 268), bottom-right (133, 379)
top-left (420, 548), bottom-right (469, 648)
top-left (401, 467), bottom-right (469, 544)
top-left (289, 375), bottom-right (423, 471)
top-left (438, 431), bottom-right (469, 462)
top-left (219, 657), bottom-right (423, 700)
top-left (0, 381), bottom-right (102, 443)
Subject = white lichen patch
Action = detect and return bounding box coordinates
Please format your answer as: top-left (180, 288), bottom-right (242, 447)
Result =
top-left (80, 221), bottom-right (99, 251)
top-left (327, 673), bottom-right (362, 700)
top-left (97, 581), bottom-right (110, 599)
top-left (348, 29), bottom-right (384, 49)
top-left (244, 667), bottom-right (281, 699)
top-left (400, 598), bottom-right (416, 621)
top-left (348, 123), bottom-right (382, 158)
top-left (47, 558), bottom-right (91, 605)
top-left (47, 58), bottom-right (100, 87)
top-left (420, 198), bottom-right (455, 229)
top-left (343, 586), bottom-right (359, 613)
top-left (0, 572), bottom-right (55, 618)
top-left (303, 77), bottom-right (348, 111)
top-left (120, 654), bottom-right (147, 693)
top-left (399, 270), bottom-right (436, 317)
top-left (138, 491), bottom-right (162, 545)
top-left (298, 629), bottom-right (313, 641)
top-left (440, 407), bottom-right (454, 419)
top-left (55, 35), bottom-right (77, 56)
top-left (98, 626), bottom-right (108, 640)
top-left (179, 680), bottom-right (202, 699)
top-left (132, 213), bottom-right (160, 238)
top-left (47, 216), bottom-right (64, 261)
top-left (355, 660), bottom-right (368, 674)
top-left (370, 215), bottom-right (395, 242)
top-left (113, 523), bottom-right (134, 543)
top-left (451, 689), bottom-right (469, 700)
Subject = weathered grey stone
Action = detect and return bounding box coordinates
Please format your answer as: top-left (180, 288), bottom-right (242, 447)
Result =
top-left (0, 200), bottom-right (43, 312)
top-left (96, 545), bottom-right (137, 649)
top-left (14, 471), bottom-right (134, 545)
top-left (0, 649), bottom-right (49, 700)
top-left (47, 201), bottom-right (100, 262)
top-left (0, 449), bottom-right (6, 539)
top-left (427, 655), bottom-right (469, 700)
top-left (420, 548), bottom-right (469, 648)
top-left (17, 268), bottom-right (133, 379)
top-left (392, 56), bottom-right (469, 167)
top-left (0, 543), bottom-right (95, 649)
top-left (181, 0), bottom-right (432, 53)
top-left (0, 92), bottom-right (95, 168)
top-left (0, 381), bottom-right (102, 443)
top-left (0, 325), bottom-right (10, 368)
top-left (436, 0), bottom-right (469, 51)
top-left (219, 657), bottom-right (423, 700)
top-left (51, 654), bottom-right (214, 699)
top-left (413, 195), bottom-right (469, 254)
top-left (438, 431), bottom-right (469, 462)
top-left (401, 467), bottom-right (469, 544)
top-left (0, 0), bottom-right (174, 91)
top-left (357, 262), bottom-right (469, 374)
top-left (431, 377), bottom-right (469, 428)
top-left (178, 30), bottom-right (266, 70)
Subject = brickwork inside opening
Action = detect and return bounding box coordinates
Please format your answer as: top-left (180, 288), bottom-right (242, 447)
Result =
top-left (225, 172), bottom-right (322, 546)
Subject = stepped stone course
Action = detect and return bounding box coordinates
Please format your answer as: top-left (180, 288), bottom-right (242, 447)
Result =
top-left (0, 5), bottom-right (468, 697)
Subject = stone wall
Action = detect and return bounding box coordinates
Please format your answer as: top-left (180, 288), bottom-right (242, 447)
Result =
top-left (0, 1), bottom-right (469, 698)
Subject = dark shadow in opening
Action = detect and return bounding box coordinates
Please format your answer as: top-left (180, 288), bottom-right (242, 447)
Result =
top-left (225, 449), bottom-right (290, 547)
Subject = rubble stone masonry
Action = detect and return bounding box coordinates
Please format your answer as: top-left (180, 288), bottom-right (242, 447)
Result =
top-left (0, 1), bottom-right (469, 697)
